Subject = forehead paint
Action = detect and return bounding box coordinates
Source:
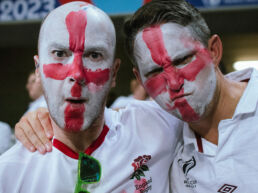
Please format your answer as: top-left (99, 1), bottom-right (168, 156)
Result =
top-left (142, 26), bottom-right (211, 121)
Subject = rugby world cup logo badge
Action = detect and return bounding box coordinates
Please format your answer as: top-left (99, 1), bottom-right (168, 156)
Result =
top-left (178, 156), bottom-right (197, 189)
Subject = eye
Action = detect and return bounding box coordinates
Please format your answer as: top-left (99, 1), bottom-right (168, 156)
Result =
top-left (87, 52), bottom-right (103, 62)
top-left (52, 50), bottom-right (67, 58)
top-left (173, 53), bottom-right (195, 67)
top-left (144, 67), bottom-right (163, 78)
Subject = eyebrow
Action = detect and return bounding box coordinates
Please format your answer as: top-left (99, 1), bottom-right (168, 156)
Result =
top-left (85, 46), bottom-right (107, 52)
top-left (48, 43), bottom-right (69, 50)
top-left (144, 67), bottom-right (163, 77)
top-left (48, 42), bottom-right (111, 53)
top-left (172, 50), bottom-right (195, 61)
top-left (84, 42), bottom-right (111, 54)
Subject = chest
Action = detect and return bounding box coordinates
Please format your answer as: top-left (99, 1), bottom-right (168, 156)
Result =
top-left (171, 118), bottom-right (258, 193)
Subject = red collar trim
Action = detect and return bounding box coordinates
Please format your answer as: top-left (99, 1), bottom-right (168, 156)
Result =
top-left (53, 125), bottom-right (109, 159)
top-left (194, 132), bottom-right (203, 153)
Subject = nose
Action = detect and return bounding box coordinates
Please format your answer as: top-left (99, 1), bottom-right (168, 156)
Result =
top-left (69, 54), bottom-right (85, 85)
top-left (165, 67), bottom-right (184, 92)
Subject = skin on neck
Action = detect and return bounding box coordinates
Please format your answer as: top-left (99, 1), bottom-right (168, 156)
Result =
top-left (189, 68), bottom-right (248, 145)
top-left (52, 104), bottom-right (105, 153)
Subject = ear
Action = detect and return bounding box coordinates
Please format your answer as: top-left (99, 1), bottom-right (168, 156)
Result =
top-left (208, 34), bottom-right (223, 67)
top-left (34, 55), bottom-right (41, 83)
top-left (133, 67), bottom-right (143, 86)
top-left (34, 55), bottom-right (39, 68)
top-left (111, 58), bottom-right (121, 88)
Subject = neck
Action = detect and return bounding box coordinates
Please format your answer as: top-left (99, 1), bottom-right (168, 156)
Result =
top-left (189, 72), bottom-right (247, 145)
top-left (52, 110), bottom-right (105, 153)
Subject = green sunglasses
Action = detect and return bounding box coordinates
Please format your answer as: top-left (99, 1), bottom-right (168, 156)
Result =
top-left (74, 152), bottom-right (102, 193)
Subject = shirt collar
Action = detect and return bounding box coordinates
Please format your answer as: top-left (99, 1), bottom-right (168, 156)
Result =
top-left (233, 68), bottom-right (258, 116)
top-left (182, 123), bottom-right (198, 149)
top-left (53, 124), bottom-right (109, 159)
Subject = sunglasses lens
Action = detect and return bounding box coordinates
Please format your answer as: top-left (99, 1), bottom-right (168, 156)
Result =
top-left (80, 154), bottom-right (101, 183)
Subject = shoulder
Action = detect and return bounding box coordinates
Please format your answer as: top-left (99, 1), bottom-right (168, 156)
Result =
top-left (0, 122), bottom-right (12, 140)
top-left (0, 141), bottom-right (54, 167)
top-left (105, 100), bottom-right (183, 138)
top-left (0, 122), bottom-right (12, 135)
top-left (225, 68), bottom-right (254, 81)
top-left (124, 100), bottom-right (183, 127)
top-left (0, 142), bottom-right (29, 183)
top-left (0, 142), bottom-right (31, 165)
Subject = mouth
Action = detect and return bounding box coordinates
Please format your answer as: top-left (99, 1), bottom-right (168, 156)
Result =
top-left (65, 98), bottom-right (87, 105)
top-left (170, 93), bottom-right (191, 102)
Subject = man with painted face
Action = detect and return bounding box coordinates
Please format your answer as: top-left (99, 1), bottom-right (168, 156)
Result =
top-left (124, 0), bottom-right (258, 192)
top-left (0, 1), bottom-right (182, 193)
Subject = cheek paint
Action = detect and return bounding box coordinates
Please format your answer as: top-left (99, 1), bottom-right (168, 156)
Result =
top-left (142, 25), bottom-right (203, 120)
top-left (64, 104), bottom-right (85, 131)
top-left (43, 63), bottom-right (69, 80)
top-left (175, 99), bottom-right (200, 122)
top-left (180, 49), bottom-right (211, 81)
top-left (166, 90), bottom-right (200, 122)
top-left (144, 74), bottom-right (166, 98)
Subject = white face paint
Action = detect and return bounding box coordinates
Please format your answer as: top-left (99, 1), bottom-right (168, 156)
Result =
top-left (134, 23), bottom-right (217, 122)
top-left (37, 2), bottom-right (116, 131)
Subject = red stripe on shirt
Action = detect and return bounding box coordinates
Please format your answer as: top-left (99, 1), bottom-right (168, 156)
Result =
top-left (194, 132), bottom-right (203, 153)
top-left (53, 125), bottom-right (109, 159)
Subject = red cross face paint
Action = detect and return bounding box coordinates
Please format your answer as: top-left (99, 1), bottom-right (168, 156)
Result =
top-left (38, 3), bottom-right (116, 131)
top-left (134, 23), bottom-right (217, 122)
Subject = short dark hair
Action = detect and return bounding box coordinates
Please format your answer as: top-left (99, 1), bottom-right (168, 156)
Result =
top-left (124, 0), bottom-right (211, 66)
